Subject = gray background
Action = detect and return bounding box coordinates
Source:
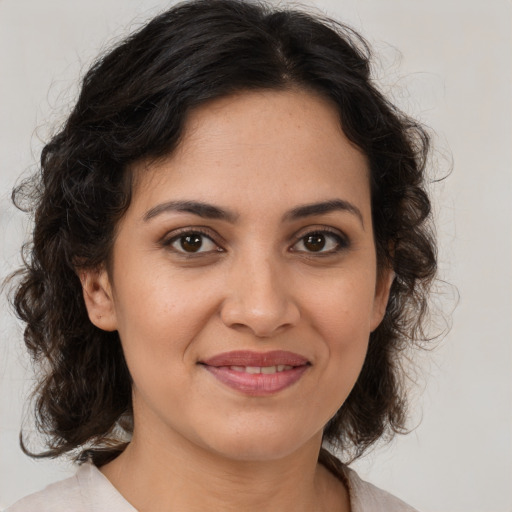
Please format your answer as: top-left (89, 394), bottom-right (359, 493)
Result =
top-left (1, 0), bottom-right (511, 510)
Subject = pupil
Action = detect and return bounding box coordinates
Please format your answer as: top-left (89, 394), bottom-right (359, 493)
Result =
top-left (181, 234), bottom-right (202, 252)
top-left (304, 234), bottom-right (325, 251)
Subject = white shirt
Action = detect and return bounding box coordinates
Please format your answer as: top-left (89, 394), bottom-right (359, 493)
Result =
top-left (6, 462), bottom-right (418, 511)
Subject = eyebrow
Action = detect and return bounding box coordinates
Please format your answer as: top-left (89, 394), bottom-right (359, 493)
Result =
top-left (143, 200), bottom-right (239, 223)
top-left (283, 199), bottom-right (364, 227)
top-left (143, 198), bottom-right (364, 227)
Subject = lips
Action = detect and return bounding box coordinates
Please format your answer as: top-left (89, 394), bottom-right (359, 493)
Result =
top-left (200, 350), bottom-right (310, 396)
top-left (202, 350), bottom-right (309, 368)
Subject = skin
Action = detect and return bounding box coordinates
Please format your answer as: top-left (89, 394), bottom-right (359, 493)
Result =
top-left (81, 89), bottom-right (393, 512)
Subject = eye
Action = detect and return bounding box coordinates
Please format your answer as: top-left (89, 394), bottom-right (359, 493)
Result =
top-left (291, 230), bottom-right (347, 254)
top-left (167, 231), bottom-right (221, 254)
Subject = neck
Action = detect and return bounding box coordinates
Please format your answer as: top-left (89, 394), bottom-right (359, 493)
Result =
top-left (100, 425), bottom-right (348, 512)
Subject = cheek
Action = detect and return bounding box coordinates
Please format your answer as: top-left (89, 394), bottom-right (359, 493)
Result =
top-left (111, 272), bottom-right (213, 376)
top-left (114, 256), bottom-right (211, 330)
top-left (320, 305), bottom-right (370, 386)
top-left (303, 274), bottom-right (375, 396)
top-left (305, 270), bottom-right (377, 340)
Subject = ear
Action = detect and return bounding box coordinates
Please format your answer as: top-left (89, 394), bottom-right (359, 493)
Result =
top-left (78, 266), bottom-right (118, 331)
top-left (370, 267), bottom-right (395, 332)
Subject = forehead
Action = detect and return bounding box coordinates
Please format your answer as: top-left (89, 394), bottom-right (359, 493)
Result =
top-left (130, 89), bottom-right (370, 217)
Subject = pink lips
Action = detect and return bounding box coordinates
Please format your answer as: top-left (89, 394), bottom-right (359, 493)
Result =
top-left (200, 350), bottom-right (310, 396)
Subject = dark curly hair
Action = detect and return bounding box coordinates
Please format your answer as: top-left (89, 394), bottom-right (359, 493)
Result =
top-left (11, 0), bottom-right (436, 466)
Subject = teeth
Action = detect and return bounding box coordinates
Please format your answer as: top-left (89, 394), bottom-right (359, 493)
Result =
top-left (229, 365), bottom-right (293, 374)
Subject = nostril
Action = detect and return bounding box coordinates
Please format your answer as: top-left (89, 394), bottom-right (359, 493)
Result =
top-left (219, 271), bottom-right (301, 336)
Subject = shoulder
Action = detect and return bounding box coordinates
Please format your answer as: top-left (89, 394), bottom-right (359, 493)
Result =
top-left (5, 464), bottom-right (136, 512)
top-left (319, 449), bottom-right (419, 512)
top-left (342, 465), bottom-right (419, 512)
top-left (5, 469), bottom-right (84, 512)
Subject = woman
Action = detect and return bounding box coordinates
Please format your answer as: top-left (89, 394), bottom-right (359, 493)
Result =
top-left (7, 0), bottom-right (436, 510)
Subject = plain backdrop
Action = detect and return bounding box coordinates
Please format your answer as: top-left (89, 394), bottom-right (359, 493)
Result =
top-left (0, 1), bottom-right (510, 511)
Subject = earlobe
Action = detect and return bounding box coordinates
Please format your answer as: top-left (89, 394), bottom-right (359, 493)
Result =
top-left (370, 267), bottom-right (395, 332)
top-left (79, 267), bottom-right (118, 332)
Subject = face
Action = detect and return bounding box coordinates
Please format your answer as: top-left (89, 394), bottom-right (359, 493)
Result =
top-left (82, 89), bottom-right (392, 462)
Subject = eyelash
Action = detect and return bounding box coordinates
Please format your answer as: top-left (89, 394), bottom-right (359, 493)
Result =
top-left (161, 228), bottom-right (223, 256)
top-left (161, 227), bottom-right (349, 256)
top-left (290, 228), bottom-right (349, 255)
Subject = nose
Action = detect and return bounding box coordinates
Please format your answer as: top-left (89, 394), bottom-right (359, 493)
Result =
top-left (219, 255), bottom-right (300, 338)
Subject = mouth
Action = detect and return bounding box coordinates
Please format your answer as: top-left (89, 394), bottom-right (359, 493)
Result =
top-left (199, 350), bottom-right (310, 396)
top-left (227, 364), bottom-right (295, 374)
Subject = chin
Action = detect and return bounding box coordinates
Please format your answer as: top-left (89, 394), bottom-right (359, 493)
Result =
top-left (214, 442), bottom-right (301, 463)
top-left (201, 424), bottom-right (321, 463)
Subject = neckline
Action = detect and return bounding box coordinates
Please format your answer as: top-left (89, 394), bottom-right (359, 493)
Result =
top-left (79, 449), bottom-right (354, 512)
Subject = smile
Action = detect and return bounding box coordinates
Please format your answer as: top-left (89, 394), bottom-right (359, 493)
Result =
top-left (200, 351), bottom-right (310, 396)
top-left (229, 365), bottom-right (294, 374)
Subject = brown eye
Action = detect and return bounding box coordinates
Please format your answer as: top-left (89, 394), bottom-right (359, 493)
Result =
top-left (292, 230), bottom-right (347, 254)
top-left (168, 232), bottom-right (219, 254)
top-left (181, 234), bottom-right (203, 252)
top-left (304, 233), bottom-right (326, 252)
